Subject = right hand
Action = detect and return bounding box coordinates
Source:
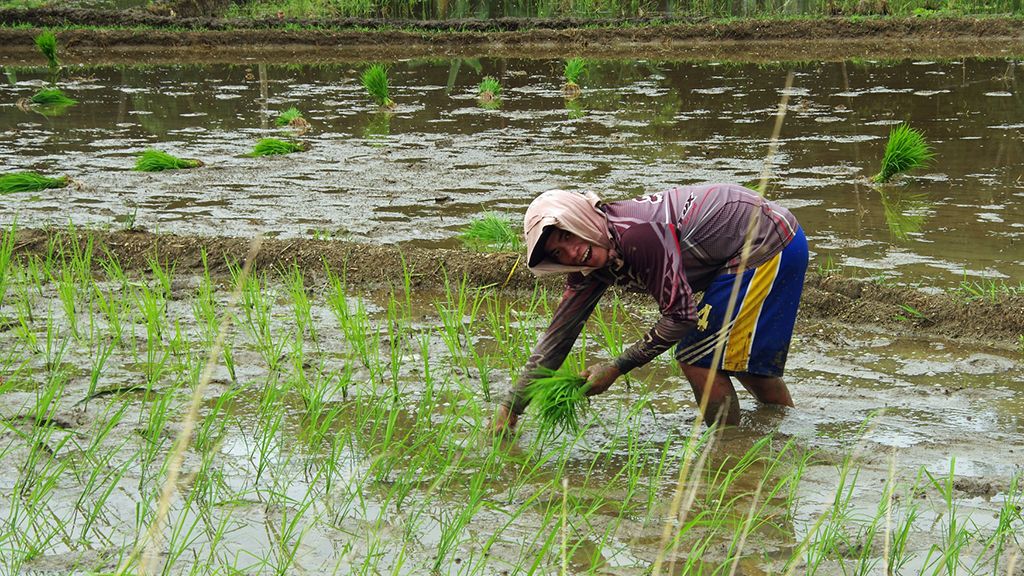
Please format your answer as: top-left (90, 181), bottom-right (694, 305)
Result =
top-left (490, 404), bottom-right (519, 437)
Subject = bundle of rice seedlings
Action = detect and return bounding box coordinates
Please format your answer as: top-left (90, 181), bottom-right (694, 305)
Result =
top-left (872, 124), bottom-right (934, 183)
top-left (34, 31), bottom-right (59, 76)
top-left (30, 88), bottom-right (76, 106)
top-left (248, 138), bottom-right (307, 156)
top-left (361, 64), bottom-right (395, 109)
top-left (460, 213), bottom-right (522, 251)
top-left (527, 367), bottom-right (589, 437)
top-left (276, 107), bottom-right (311, 135)
top-left (563, 57), bottom-right (587, 99)
top-left (134, 149), bottom-right (204, 172)
top-left (477, 76), bottom-right (502, 109)
top-left (0, 171), bottom-right (69, 194)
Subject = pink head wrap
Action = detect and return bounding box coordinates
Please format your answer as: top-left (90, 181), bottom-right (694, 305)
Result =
top-left (523, 189), bottom-right (615, 277)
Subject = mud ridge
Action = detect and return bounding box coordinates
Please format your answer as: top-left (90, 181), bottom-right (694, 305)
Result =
top-left (10, 227), bottom-right (1024, 345)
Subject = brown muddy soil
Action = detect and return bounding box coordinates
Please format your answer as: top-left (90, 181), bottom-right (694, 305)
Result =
top-left (0, 8), bottom-right (1023, 63)
top-left (11, 227), bottom-right (1024, 345)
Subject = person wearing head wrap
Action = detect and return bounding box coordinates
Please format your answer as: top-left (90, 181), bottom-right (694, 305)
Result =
top-left (492, 183), bottom-right (808, 434)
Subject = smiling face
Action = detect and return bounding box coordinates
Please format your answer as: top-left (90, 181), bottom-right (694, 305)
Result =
top-left (542, 228), bottom-right (610, 268)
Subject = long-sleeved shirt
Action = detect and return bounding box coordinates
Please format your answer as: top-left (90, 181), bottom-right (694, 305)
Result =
top-left (503, 183), bottom-right (799, 415)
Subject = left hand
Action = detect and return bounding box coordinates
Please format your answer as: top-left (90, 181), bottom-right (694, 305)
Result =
top-left (581, 363), bottom-right (621, 397)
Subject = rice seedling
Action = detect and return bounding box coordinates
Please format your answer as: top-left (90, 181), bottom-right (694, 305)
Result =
top-left (563, 57), bottom-right (587, 99)
top-left (276, 106), bottom-right (311, 134)
top-left (134, 149), bottom-right (204, 172)
top-left (34, 30), bottom-right (59, 81)
top-left (460, 212), bottom-right (523, 252)
top-left (0, 171), bottom-right (69, 194)
top-left (526, 365), bottom-right (589, 437)
top-left (248, 137), bottom-right (307, 156)
top-left (477, 75), bottom-right (502, 109)
top-left (872, 123), bottom-right (935, 183)
top-left (29, 87), bottom-right (76, 106)
top-left (361, 63), bottom-right (395, 109)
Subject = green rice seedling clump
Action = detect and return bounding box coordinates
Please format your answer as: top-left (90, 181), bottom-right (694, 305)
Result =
top-left (460, 213), bottom-right (523, 252)
top-left (134, 149), bottom-right (204, 172)
top-left (478, 76), bottom-right (502, 109)
top-left (563, 57), bottom-right (587, 99)
top-left (526, 367), bottom-right (589, 437)
top-left (30, 88), bottom-right (76, 106)
top-left (249, 138), bottom-right (307, 156)
top-left (276, 107), bottom-right (304, 126)
top-left (0, 171), bottom-right (68, 194)
top-left (34, 31), bottom-right (59, 71)
top-left (361, 64), bottom-right (394, 108)
top-left (872, 123), bottom-right (935, 183)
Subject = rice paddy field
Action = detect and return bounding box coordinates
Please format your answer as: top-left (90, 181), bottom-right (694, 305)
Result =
top-left (1, 21), bottom-right (1023, 576)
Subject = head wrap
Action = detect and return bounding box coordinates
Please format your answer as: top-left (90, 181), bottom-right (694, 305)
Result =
top-left (523, 189), bottom-right (615, 277)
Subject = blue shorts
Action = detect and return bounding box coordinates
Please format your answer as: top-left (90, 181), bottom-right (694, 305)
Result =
top-left (674, 227), bottom-right (807, 377)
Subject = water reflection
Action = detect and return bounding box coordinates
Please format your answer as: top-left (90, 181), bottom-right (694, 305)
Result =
top-left (0, 57), bottom-right (1021, 285)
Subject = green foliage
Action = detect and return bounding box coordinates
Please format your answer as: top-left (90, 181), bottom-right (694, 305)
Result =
top-left (0, 171), bottom-right (68, 194)
top-left (361, 64), bottom-right (394, 108)
top-left (477, 76), bottom-right (502, 109)
top-left (29, 88), bottom-right (76, 106)
top-left (460, 213), bottom-right (522, 252)
top-left (134, 149), bottom-right (204, 172)
top-left (249, 138), bottom-right (307, 156)
top-left (275, 107), bottom-right (304, 126)
top-left (526, 366), bottom-right (589, 437)
top-left (872, 124), bottom-right (935, 183)
top-left (563, 57), bottom-right (588, 85)
top-left (33, 30), bottom-right (58, 72)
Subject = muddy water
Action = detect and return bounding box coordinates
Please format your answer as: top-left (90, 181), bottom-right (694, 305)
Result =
top-left (2, 57), bottom-right (1022, 286)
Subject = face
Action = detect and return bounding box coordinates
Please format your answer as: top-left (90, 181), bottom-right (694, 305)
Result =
top-left (543, 228), bottom-right (609, 268)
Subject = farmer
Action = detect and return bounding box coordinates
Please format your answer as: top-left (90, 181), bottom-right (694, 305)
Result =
top-left (491, 184), bottom-right (807, 434)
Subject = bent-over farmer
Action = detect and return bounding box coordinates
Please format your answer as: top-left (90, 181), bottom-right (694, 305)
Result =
top-left (491, 184), bottom-right (807, 434)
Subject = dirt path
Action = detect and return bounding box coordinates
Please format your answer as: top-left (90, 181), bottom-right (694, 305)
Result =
top-left (11, 227), bottom-right (1024, 345)
top-left (0, 9), bottom-right (1023, 63)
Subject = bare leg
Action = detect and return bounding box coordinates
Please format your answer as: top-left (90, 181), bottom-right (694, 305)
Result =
top-left (680, 363), bottom-right (740, 426)
top-left (735, 374), bottom-right (794, 407)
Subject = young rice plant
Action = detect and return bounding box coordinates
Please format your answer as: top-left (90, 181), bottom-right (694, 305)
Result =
top-left (460, 213), bottom-right (523, 252)
top-left (0, 172), bottom-right (69, 194)
top-left (477, 76), bottom-right (502, 109)
top-left (248, 138), bottom-right (307, 156)
top-left (563, 57), bottom-right (587, 99)
top-left (526, 366), bottom-right (589, 437)
top-left (134, 149), bottom-right (204, 172)
top-left (361, 64), bottom-right (395, 109)
top-left (34, 31), bottom-right (59, 78)
top-left (29, 88), bottom-right (76, 106)
top-left (872, 123), bottom-right (935, 183)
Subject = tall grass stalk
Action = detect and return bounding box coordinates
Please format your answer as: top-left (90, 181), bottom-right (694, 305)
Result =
top-left (872, 123), bottom-right (934, 183)
top-left (113, 236), bottom-right (262, 576)
top-left (361, 63), bottom-right (395, 108)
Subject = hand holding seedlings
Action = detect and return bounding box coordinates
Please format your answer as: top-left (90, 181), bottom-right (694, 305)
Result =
top-left (497, 185), bottom-right (807, 430)
top-left (580, 363), bottom-right (620, 396)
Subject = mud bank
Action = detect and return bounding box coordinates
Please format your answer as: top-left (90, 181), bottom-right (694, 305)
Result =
top-left (0, 9), bottom-right (1023, 62)
top-left (10, 227), bottom-right (1024, 344)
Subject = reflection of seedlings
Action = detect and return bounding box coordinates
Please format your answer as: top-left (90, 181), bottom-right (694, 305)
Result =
top-left (362, 111), bottom-right (392, 140)
top-left (878, 188), bottom-right (931, 241)
top-left (248, 138), bottom-right (308, 156)
top-left (134, 149), bottom-right (204, 172)
top-left (527, 366), bottom-right (588, 437)
top-left (276, 107), bottom-right (311, 134)
top-left (477, 76), bottom-right (502, 109)
top-left (872, 124), bottom-right (934, 183)
top-left (460, 213), bottom-right (522, 251)
top-left (0, 171), bottom-right (69, 194)
top-left (361, 64), bottom-right (395, 109)
top-left (566, 98), bottom-right (586, 119)
top-left (562, 57), bottom-right (587, 100)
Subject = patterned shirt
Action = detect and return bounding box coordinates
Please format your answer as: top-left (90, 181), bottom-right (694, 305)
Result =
top-left (504, 183), bottom-right (799, 415)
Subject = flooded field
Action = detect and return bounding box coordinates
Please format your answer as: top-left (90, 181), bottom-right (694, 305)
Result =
top-left (1, 38), bottom-right (1023, 576)
top-left (2, 56), bottom-right (1023, 285)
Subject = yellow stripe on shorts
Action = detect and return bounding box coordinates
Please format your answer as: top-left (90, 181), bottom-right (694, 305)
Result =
top-left (723, 251), bottom-right (782, 372)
